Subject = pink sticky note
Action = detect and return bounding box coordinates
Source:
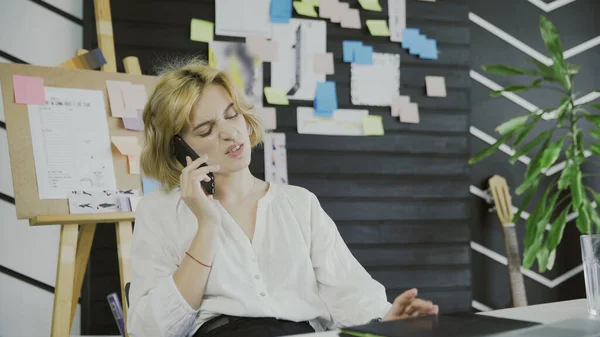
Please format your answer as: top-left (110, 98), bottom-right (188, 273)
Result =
top-left (330, 2), bottom-right (348, 23)
top-left (319, 0), bottom-right (338, 19)
top-left (106, 80), bottom-right (137, 118)
top-left (392, 95), bottom-right (410, 117)
top-left (246, 36), bottom-right (268, 58)
top-left (313, 53), bottom-right (335, 75)
top-left (341, 8), bottom-right (361, 29)
top-left (123, 84), bottom-right (147, 110)
top-left (261, 40), bottom-right (280, 62)
top-left (13, 75), bottom-right (46, 105)
top-left (122, 109), bottom-right (144, 131)
top-left (111, 136), bottom-right (141, 155)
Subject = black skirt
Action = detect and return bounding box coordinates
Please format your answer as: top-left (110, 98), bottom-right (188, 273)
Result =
top-left (193, 315), bottom-right (316, 337)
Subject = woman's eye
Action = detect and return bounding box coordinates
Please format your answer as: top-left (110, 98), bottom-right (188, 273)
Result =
top-left (198, 129), bottom-right (212, 137)
top-left (226, 112), bottom-right (239, 119)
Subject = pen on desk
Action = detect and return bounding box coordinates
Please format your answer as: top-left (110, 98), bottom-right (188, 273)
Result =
top-left (107, 292), bottom-right (126, 337)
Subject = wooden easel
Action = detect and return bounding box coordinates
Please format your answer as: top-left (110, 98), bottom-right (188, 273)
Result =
top-left (44, 1), bottom-right (142, 336)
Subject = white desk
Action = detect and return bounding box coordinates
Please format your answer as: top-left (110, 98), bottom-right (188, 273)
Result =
top-left (71, 299), bottom-right (594, 337)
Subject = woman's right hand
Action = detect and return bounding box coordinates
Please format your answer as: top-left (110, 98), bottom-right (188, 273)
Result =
top-left (180, 155), bottom-right (221, 226)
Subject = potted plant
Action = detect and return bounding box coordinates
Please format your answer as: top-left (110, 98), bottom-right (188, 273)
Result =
top-left (469, 16), bottom-right (600, 315)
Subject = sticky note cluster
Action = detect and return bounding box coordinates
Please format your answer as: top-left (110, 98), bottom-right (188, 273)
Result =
top-left (314, 81), bottom-right (338, 117)
top-left (320, 0), bottom-right (361, 29)
top-left (271, 0), bottom-right (293, 23)
top-left (343, 41), bottom-right (373, 65)
top-left (402, 28), bottom-right (438, 60)
top-left (106, 80), bottom-right (148, 131)
top-left (13, 75), bottom-right (46, 105)
top-left (190, 19), bottom-right (214, 43)
top-left (392, 95), bottom-right (419, 124)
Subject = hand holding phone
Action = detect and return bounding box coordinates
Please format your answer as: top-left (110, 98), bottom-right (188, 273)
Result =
top-left (173, 135), bottom-right (215, 195)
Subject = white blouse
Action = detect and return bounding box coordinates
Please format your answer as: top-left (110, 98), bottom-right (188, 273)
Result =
top-left (127, 182), bottom-right (392, 337)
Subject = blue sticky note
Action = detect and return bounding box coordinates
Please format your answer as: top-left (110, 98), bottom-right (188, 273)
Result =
top-left (270, 0), bottom-right (292, 23)
top-left (142, 176), bottom-right (161, 195)
top-left (402, 28), bottom-right (421, 49)
top-left (343, 41), bottom-right (363, 63)
top-left (420, 38), bottom-right (438, 60)
top-left (314, 81), bottom-right (338, 116)
top-left (409, 34), bottom-right (428, 55)
top-left (354, 45), bottom-right (373, 65)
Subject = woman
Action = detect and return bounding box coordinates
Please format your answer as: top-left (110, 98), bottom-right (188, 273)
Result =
top-left (128, 60), bottom-right (438, 337)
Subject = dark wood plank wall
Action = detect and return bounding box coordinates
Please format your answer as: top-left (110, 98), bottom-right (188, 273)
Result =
top-left (82, 0), bottom-right (471, 333)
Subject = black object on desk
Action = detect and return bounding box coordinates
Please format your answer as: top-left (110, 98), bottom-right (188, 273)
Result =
top-left (339, 312), bottom-right (540, 337)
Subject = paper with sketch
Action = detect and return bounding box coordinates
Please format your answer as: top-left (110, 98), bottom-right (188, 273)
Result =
top-left (271, 19), bottom-right (326, 101)
top-left (68, 189), bottom-right (139, 214)
top-left (216, 0), bottom-right (272, 38)
top-left (388, 0), bottom-right (406, 42)
top-left (28, 87), bottom-right (117, 199)
top-left (263, 133), bottom-right (288, 185)
top-left (210, 41), bottom-right (263, 107)
top-left (297, 107), bottom-right (368, 136)
top-left (351, 53), bottom-right (400, 106)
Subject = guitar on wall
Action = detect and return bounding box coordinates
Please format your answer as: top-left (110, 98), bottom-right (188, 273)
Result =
top-left (488, 175), bottom-right (528, 307)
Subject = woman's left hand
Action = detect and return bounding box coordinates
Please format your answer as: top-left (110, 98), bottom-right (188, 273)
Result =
top-left (383, 288), bottom-right (439, 321)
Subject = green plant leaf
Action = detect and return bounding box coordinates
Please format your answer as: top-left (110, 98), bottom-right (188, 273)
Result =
top-left (585, 115), bottom-right (600, 128)
top-left (513, 180), bottom-right (539, 223)
top-left (587, 201), bottom-right (600, 234)
top-left (490, 80), bottom-right (542, 97)
top-left (590, 129), bottom-right (600, 140)
top-left (523, 236), bottom-right (543, 269)
top-left (539, 136), bottom-right (565, 169)
top-left (535, 245), bottom-right (550, 273)
top-left (590, 143), bottom-right (600, 155)
top-left (482, 64), bottom-right (541, 76)
top-left (539, 16), bottom-right (567, 84)
top-left (469, 131), bottom-right (515, 164)
top-left (558, 162), bottom-right (576, 190)
top-left (546, 206), bottom-right (569, 250)
top-left (516, 173), bottom-right (543, 195)
top-left (576, 130), bottom-right (585, 156)
top-left (512, 114), bottom-right (544, 148)
top-left (510, 131), bottom-right (551, 164)
top-left (526, 135), bottom-right (552, 179)
top-left (528, 58), bottom-right (557, 82)
top-left (571, 167), bottom-right (584, 209)
top-left (524, 184), bottom-right (551, 248)
top-left (568, 64), bottom-right (581, 75)
top-left (547, 249), bottom-right (556, 270)
top-left (576, 202), bottom-right (591, 234)
top-left (496, 115), bottom-right (530, 135)
top-left (590, 104), bottom-right (600, 110)
top-left (555, 98), bottom-right (571, 122)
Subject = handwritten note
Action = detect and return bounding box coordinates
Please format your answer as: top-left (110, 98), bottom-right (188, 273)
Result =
top-left (363, 115), bottom-right (384, 136)
top-left (366, 20), bottom-right (390, 36)
top-left (358, 0), bottom-right (382, 11)
top-left (13, 75), bottom-right (45, 105)
top-left (264, 87), bottom-right (290, 105)
top-left (190, 18), bottom-right (214, 43)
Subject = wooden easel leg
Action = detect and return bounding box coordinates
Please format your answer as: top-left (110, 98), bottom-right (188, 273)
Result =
top-left (116, 220), bottom-right (133, 336)
top-left (70, 224), bottom-right (97, 327)
top-left (51, 224), bottom-right (79, 337)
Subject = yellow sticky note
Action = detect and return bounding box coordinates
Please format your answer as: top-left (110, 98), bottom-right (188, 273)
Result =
top-left (363, 115), bottom-right (384, 136)
top-left (358, 0), bottom-right (382, 11)
top-left (264, 87), bottom-right (290, 105)
top-left (111, 136), bottom-right (141, 156)
top-left (303, 0), bottom-right (320, 6)
top-left (293, 1), bottom-right (318, 17)
top-left (190, 18), bottom-right (214, 43)
top-left (366, 20), bottom-right (390, 37)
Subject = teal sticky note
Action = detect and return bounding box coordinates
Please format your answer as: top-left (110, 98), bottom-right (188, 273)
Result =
top-left (142, 176), bottom-right (161, 195)
top-left (354, 45), bottom-right (373, 64)
top-left (343, 41), bottom-right (363, 62)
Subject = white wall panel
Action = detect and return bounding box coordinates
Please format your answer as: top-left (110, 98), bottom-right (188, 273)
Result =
top-left (0, 0), bottom-right (82, 66)
top-left (44, 0), bottom-right (83, 20)
top-left (0, 273), bottom-right (81, 336)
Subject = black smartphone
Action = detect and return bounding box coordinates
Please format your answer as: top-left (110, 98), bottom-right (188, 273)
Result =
top-left (173, 135), bottom-right (215, 195)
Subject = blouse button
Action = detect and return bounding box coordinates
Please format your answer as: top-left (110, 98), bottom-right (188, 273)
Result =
top-left (250, 256), bottom-right (257, 262)
top-left (254, 274), bottom-right (260, 280)
top-left (260, 292), bottom-right (266, 297)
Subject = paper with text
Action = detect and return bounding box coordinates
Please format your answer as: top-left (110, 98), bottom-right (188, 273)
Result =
top-left (297, 107), bottom-right (368, 136)
top-left (263, 133), bottom-right (288, 185)
top-left (216, 0), bottom-right (272, 38)
top-left (388, 0), bottom-right (406, 42)
top-left (351, 53), bottom-right (400, 106)
top-left (28, 87), bottom-right (117, 199)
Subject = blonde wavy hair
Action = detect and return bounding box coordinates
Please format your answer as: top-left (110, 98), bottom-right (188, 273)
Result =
top-left (140, 59), bottom-right (264, 190)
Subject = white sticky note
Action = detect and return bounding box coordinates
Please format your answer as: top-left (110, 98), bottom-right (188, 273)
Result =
top-left (425, 76), bottom-right (447, 97)
top-left (330, 2), bottom-right (348, 23)
top-left (319, 0), bottom-right (338, 18)
top-left (106, 80), bottom-right (137, 118)
top-left (391, 95), bottom-right (411, 117)
top-left (122, 84), bottom-right (147, 110)
top-left (246, 36), bottom-right (268, 58)
top-left (399, 102), bottom-right (420, 124)
top-left (313, 53), bottom-right (335, 75)
top-left (255, 106), bottom-right (277, 130)
top-left (341, 8), bottom-right (361, 29)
